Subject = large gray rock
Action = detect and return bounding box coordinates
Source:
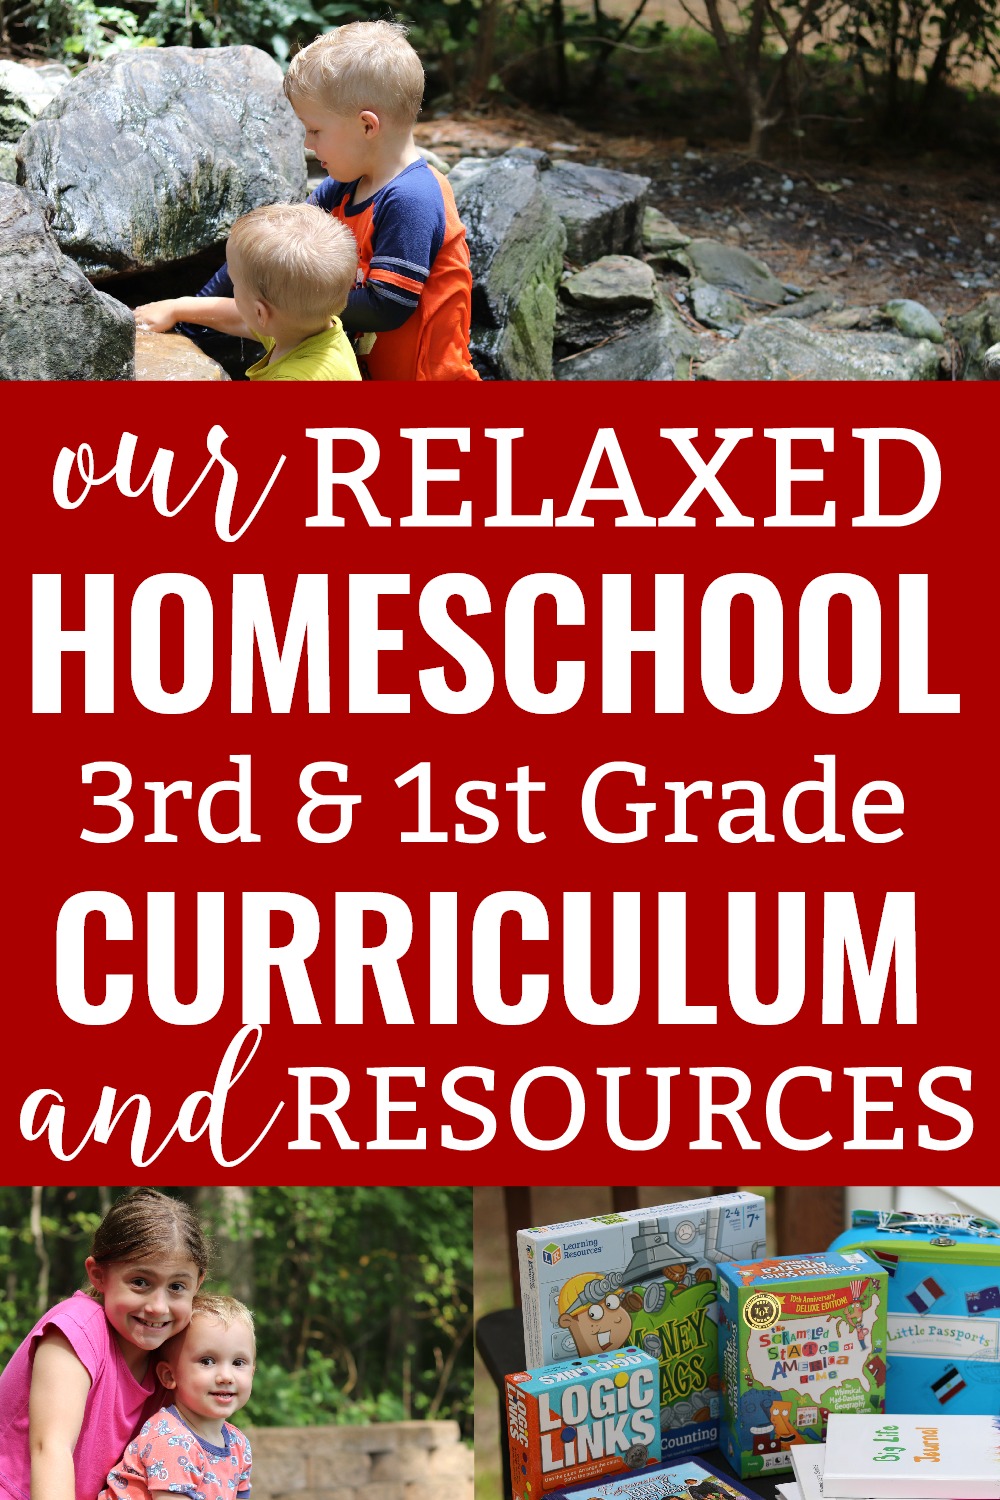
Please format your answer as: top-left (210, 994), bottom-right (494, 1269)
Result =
top-left (540, 161), bottom-right (650, 264)
top-left (452, 152), bottom-right (566, 380)
top-left (985, 343), bottom-right (1000, 380)
top-left (948, 294), bottom-right (1000, 379)
top-left (556, 304), bottom-right (697, 380)
top-left (698, 318), bottom-right (942, 381)
top-left (445, 157), bottom-right (493, 199)
top-left (0, 182), bottom-right (134, 379)
top-left (682, 238), bottom-right (787, 306)
top-left (0, 63), bottom-right (35, 144)
top-left (17, 46), bottom-right (306, 277)
top-left (0, 60), bottom-right (71, 143)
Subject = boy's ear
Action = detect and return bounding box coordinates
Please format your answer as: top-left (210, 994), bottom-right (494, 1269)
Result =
top-left (359, 109), bottom-right (380, 137)
top-left (253, 297), bottom-right (272, 331)
top-left (157, 1360), bottom-right (178, 1390)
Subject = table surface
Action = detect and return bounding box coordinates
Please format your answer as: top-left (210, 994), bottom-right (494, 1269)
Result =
top-left (477, 1307), bottom-right (783, 1500)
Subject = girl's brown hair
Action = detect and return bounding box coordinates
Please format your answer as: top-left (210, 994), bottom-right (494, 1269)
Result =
top-left (88, 1189), bottom-right (211, 1277)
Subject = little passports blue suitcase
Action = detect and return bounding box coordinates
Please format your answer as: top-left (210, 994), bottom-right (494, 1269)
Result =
top-left (828, 1209), bottom-right (1000, 1416)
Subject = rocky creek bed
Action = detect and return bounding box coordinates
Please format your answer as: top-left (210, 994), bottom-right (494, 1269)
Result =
top-left (1, 51), bottom-right (997, 380)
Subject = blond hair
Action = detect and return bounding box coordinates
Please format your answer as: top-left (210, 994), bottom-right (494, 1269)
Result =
top-left (157, 1293), bottom-right (256, 1369)
top-left (227, 203), bottom-right (357, 323)
top-left (284, 21), bottom-right (424, 124)
top-left (190, 1292), bottom-right (256, 1338)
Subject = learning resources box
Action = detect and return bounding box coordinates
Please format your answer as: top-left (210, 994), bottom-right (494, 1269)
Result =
top-left (506, 1349), bottom-right (661, 1499)
top-left (518, 1193), bottom-right (767, 1460)
top-left (717, 1250), bottom-right (888, 1478)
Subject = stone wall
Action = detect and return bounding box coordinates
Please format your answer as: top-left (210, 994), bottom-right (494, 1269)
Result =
top-left (247, 1422), bottom-right (473, 1500)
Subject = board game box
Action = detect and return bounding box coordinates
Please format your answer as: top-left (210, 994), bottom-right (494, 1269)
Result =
top-left (518, 1193), bottom-right (767, 1459)
top-left (717, 1250), bottom-right (888, 1477)
top-left (544, 1455), bottom-right (763, 1500)
top-left (829, 1209), bottom-right (1000, 1415)
top-left (506, 1349), bottom-right (660, 1498)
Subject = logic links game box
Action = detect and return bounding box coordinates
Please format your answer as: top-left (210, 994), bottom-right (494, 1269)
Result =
top-left (506, 1348), bottom-right (661, 1497)
top-left (517, 1193), bottom-right (767, 1459)
top-left (717, 1250), bottom-right (888, 1477)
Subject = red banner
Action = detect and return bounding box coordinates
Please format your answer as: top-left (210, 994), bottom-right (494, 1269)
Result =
top-left (779, 1287), bottom-right (860, 1318)
top-left (5, 380), bottom-right (993, 1183)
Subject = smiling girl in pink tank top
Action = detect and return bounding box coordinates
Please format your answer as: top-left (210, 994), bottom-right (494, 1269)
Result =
top-left (0, 1192), bottom-right (209, 1500)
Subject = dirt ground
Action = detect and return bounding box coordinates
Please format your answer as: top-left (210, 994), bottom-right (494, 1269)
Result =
top-left (417, 106), bottom-right (999, 324)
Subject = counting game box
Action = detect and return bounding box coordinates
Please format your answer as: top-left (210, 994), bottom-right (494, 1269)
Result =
top-left (506, 1348), bottom-right (661, 1499)
top-left (829, 1209), bottom-right (1000, 1415)
top-left (717, 1249), bottom-right (888, 1477)
top-left (517, 1193), bottom-right (767, 1460)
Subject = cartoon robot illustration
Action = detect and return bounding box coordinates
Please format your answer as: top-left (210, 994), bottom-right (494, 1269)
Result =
top-left (558, 1274), bottom-right (646, 1356)
top-left (555, 1216), bottom-right (718, 1355)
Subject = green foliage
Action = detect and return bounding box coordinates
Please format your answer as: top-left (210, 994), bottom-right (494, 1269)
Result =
top-left (135, 0), bottom-right (367, 59)
top-left (5, 0), bottom-right (997, 151)
top-left (0, 1188), bottom-right (473, 1437)
top-left (247, 1353), bottom-right (408, 1426)
top-left (11, 0), bottom-right (148, 60)
top-left (825, 0), bottom-right (1000, 120)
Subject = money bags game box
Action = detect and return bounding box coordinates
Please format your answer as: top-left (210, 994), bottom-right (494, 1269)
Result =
top-left (518, 1192), bottom-right (767, 1459)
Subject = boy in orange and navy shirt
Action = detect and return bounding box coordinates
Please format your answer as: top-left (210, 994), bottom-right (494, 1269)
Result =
top-left (149, 21), bottom-right (480, 381)
top-left (286, 22), bottom-right (480, 381)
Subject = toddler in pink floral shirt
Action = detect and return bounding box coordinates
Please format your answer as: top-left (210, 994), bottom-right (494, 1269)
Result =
top-left (101, 1296), bottom-right (254, 1500)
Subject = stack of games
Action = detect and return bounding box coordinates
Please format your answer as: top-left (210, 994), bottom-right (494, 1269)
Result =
top-left (506, 1349), bottom-right (660, 1500)
top-left (518, 1193), bottom-right (767, 1459)
top-left (717, 1250), bottom-right (888, 1477)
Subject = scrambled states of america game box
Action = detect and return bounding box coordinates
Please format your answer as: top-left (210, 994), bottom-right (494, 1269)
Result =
top-left (518, 1193), bottom-right (766, 1459)
top-left (717, 1250), bottom-right (888, 1477)
top-left (506, 1349), bottom-right (660, 1497)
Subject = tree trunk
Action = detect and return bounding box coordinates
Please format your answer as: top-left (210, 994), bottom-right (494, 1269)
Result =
top-left (551, 0), bottom-right (569, 103)
top-left (196, 1186), bottom-right (254, 1304)
top-left (466, 0), bottom-right (501, 104)
top-left (30, 1187), bottom-right (50, 1317)
top-left (885, 0), bottom-right (902, 124)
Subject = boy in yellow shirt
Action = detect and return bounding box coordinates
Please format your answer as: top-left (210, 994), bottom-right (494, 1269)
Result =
top-left (138, 202), bottom-right (360, 381)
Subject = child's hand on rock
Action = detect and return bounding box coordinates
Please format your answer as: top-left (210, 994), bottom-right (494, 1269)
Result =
top-left (134, 300), bottom-right (182, 333)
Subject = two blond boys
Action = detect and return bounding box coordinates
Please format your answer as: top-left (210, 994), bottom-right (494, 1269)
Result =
top-left (138, 22), bottom-right (479, 382)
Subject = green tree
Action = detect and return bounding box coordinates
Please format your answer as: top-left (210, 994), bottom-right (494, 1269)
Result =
top-left (0, 1187), bottom-right (472, 1438)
